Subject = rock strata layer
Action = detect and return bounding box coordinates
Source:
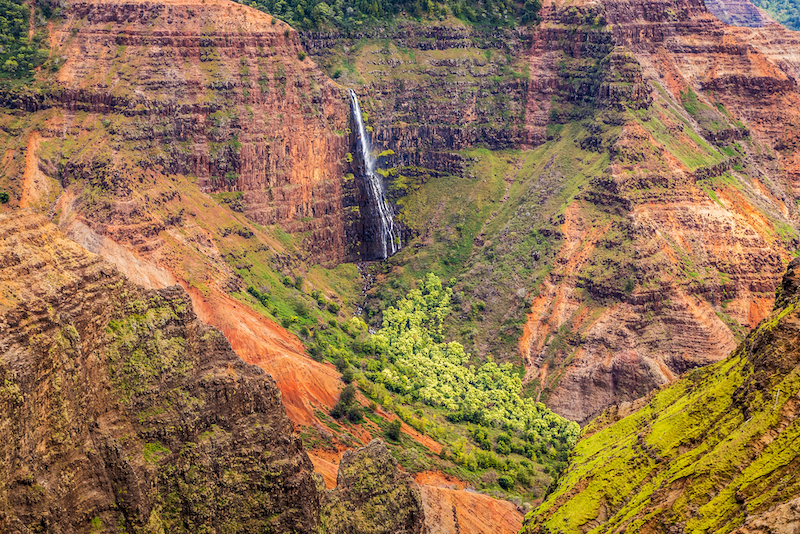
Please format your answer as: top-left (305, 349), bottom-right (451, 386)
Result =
top-left (0, 210), bottom-right (320, 533)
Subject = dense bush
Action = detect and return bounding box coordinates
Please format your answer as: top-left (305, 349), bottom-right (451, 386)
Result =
top-left (386, 418), bottom-right (402, 440)
top-left (751, 0), bottom-right (800, 30)
top-left (370, 273), bottom-right (580, 446)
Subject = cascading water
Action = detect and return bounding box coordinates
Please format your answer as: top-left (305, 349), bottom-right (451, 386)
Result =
top-left (348, 89), bottom-right (401, 259)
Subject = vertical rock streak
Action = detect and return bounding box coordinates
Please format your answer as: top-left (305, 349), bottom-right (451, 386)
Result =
top-left (348, 89), bottom-right (401, 259)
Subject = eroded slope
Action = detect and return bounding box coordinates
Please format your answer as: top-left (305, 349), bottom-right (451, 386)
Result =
top-left (523, 256), bottom-right (800, 533)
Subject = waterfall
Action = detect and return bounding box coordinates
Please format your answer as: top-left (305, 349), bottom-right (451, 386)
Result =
top-left (348, 89), bottom-right (401, 259)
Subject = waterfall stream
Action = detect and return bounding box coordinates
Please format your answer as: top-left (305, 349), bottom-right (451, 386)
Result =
top-left (348, 89), bottom-right (401, 259)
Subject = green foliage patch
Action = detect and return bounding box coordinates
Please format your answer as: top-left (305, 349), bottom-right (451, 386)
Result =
top-left (371, 273), bottom-right (579, 442)
top-left (0, 0), bottom-right (51, 80)
top-left (750, 0), bottom-right (800, 30)
top-left (234, 0), bottom-right (540, 30)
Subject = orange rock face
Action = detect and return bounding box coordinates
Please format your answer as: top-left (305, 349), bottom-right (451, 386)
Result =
top-left (515, 0), bottom-right (800, 422)
top-left (45, 0), bottom-right (352, 263)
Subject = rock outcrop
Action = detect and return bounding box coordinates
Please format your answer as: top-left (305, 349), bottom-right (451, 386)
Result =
top-left (522, 256), bottom-right (800, 533)
top-left (320, 439), bottom-right (427, 534)
top-left (0, 210), bottom-right (320, 533)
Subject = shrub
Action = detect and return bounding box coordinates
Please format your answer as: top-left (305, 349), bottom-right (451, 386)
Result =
top-left (342, 366), bottom-right (355, 384)
top-left (298, 51), bottom-right (307, 61)
top-left (339, 384), bottom-right (356, 405)
top-left (498, 474), bottom-right (515, 490)
top-left (293, 298), bottom-right (310, 317)
top-left (347, 405), bottom-right (363, 423)
top-left (308, 344), bottom-right (323, 361)
top-left (0, 191), bottom-right (8, 204)
top-left (386, 419), bottom-right (402, 441)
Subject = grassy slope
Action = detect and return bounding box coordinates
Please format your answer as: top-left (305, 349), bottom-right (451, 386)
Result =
top-left (523, 283), bottom-right (800, 533)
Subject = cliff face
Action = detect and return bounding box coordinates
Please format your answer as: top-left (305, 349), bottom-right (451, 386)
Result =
top-left (522, 256), bottom-right (800, 533)
top-left (505, 0), bottom-right (800, 422)
top-left (320, 439), bottom-right (427, 534)
top-left (302, 22), bottom-right (533, 176)
top-left (1, 0), bottom-right (355, 264)
top-left (703, 0), bottom-right (775, 27)
top-left (0, 211), bottom-right (320, 533)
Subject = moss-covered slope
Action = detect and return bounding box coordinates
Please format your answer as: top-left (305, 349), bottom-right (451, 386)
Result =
top-left (522, 257), bottom-right (800, 533)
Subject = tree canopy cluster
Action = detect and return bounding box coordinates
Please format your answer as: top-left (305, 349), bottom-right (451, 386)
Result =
top-left (751, 0), bottom-right (800, 30)
top-left (0, 0), bottom-right (50, 80)
top-left (234, 0), bottom-right (541, 30)
top-left (369, 273), bottom-right (579, 446)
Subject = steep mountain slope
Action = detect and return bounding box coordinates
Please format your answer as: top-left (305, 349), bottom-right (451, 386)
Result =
top-left (513, 0), bottom-right (800, 422)
top-left (0, 210), bottom-right (456, 534)
top-left (522, 256), bottom-right (800, 533)
top-left (0, 210), bottom-right (321, 533)
top-left (0, 0), bottom-right (361, 437)
top-left (704, 0), bottom-right (775, 27)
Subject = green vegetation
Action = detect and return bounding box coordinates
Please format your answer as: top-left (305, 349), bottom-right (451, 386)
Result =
top-left (330, 384), bottom-right (364, 423)
top-left (233, 0), bottom-right (540, 29)
top-left (0, 190), bottom-right (8, 203)
top-left (336, 274), bottom-right (580, 495)
top-left (523, 295), bottom-right (800, 533)
top-left (0, 0), bottom-right (52, 80)
top-left (750, 0), bottom-right (800, 30)
top-left (371, 273), bottom-right (578, 440)
top-left (143, 441), bottom-right (171, 464)
top-left (386, 418), bottom-right (402, 440)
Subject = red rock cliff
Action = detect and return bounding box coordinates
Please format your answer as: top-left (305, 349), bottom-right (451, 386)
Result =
top-left (38, 0), bottom-right (353, 263)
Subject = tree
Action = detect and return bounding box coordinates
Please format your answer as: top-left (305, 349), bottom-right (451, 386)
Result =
top-left (386, 419), bottom-right (402, 441)
top-left (347, 404), bottom-right (363, 423)
top-left (3, 58), bottom-right (18, 73)
top-left (498, 474), bottom-right (515, 490)
top-left (342, 366), bottom-right (355, 383)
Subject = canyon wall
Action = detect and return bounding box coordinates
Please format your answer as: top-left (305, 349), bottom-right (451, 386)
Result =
top-left (0, 0), bottom-right (356, 263)
top-left (523, 255), bottom-right (800, 533)
top-left (0, 210), bottom-right (321, 533)
top-left (515, 0), bottom-right (800, 422)
top-left (307, 0), bottom-right (800, 423)
top-left (301, 22), bottom-right (533, 176)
